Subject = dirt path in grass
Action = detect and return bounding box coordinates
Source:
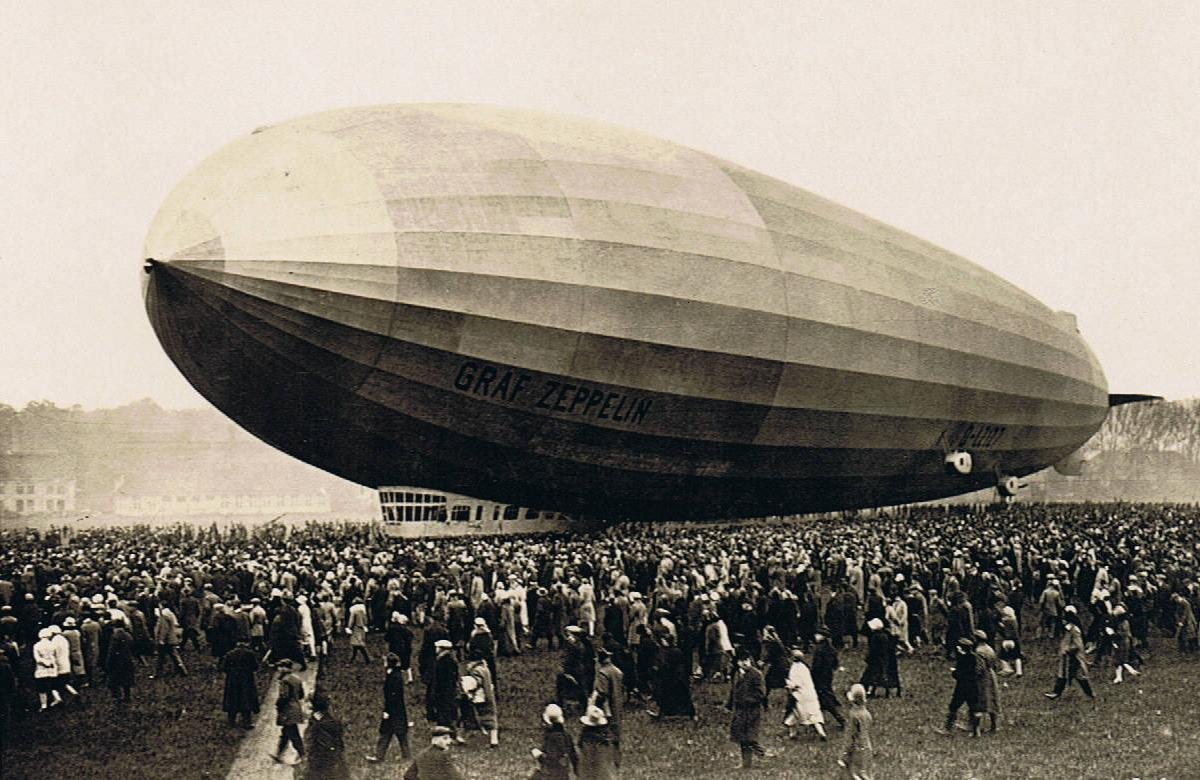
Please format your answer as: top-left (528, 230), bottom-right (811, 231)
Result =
top-left (226, 663), bottom-right (319, 779)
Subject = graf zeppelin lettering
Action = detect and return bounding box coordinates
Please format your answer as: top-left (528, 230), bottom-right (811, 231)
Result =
top-left (452, 361), bottom-right (653, 426)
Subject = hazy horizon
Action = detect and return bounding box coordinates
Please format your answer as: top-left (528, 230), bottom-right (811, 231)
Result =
top-left (4, 2), bottom-right (1198, 410)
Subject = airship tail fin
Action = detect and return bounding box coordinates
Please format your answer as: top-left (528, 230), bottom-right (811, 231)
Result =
top-left (1108, 394), bottom-right (1163, 407)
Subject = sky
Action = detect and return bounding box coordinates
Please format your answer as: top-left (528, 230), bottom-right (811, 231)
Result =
top-left (2, 2), bottom-right (1198, 409)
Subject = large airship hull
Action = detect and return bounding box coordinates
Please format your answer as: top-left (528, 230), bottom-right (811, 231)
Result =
top-left (144, 104), bottom-right (1109, 520)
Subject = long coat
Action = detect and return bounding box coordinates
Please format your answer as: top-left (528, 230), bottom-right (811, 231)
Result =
top-left (430, 651), bottom-right (460, 727)
top-left (840, 707), bottom-right (874, 780)
top-left (761, 637), bottom-right (788, 690)
top-left (222, 645), bottom-right (260, 714)
top-left (304, 713), bottom-right (349, 780)
top-left (973, 644), bottom-right (1000, 716)
top-left (784, 660), bottom-right (823, 726)
top-left (462, 659), bottom-right (497, 731)
top-left (275, 672), bottom-right (306, 726)
top-left (860, 630), bottom-right (896, 689)
top-left (380, 666), bottom-right (409, 737)
top-left (532, 723), bottom-right (578, 780)
top-left (1057, 629), bottom-right (1089, 681)
top-left (106, 628), bottom-right (136, 690)
top-left (728, 665), bottom-right (767, 744)
top-left (576, 724), bottom-right (620, 780)
top-left (810, 640), bottom-right (841, 712)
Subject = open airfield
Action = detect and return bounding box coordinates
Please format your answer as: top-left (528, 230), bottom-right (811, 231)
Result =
top-left (4, 621), bottom-right (1199, 779)
top-left (4, 512), bottom-right (1200, 780)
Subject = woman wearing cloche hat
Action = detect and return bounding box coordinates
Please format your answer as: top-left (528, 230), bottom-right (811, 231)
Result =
top-left (575, 705), bottom-right (618, 780)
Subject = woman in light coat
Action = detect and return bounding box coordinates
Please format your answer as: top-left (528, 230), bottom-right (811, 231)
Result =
top-left (783, 649), bottom-right (827, 741)
top-left (461, 654), bottom-right (499, 746)
top-left (34, 628), bottom-right (62, 709)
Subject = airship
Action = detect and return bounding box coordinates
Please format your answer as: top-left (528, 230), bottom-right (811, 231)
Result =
top-left (143, 103), bottom-right (1126, 521)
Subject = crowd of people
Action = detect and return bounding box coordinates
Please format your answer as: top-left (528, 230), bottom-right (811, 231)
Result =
top-left (1, 501), bottom-right (1199, 778)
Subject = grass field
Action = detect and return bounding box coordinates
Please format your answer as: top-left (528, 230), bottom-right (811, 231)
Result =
top-left (6, 630), bottom-right (1199, 779)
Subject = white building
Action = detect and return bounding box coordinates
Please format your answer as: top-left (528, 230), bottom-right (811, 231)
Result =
top-left (0, 478), bottom-right (76, 515)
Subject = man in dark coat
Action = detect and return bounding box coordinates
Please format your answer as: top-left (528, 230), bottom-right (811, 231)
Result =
top-left (272, 659), bottom-right (306, 763)
top-left (222, 638), bottom-right (259, 728)
top-left (530, 703), bottom-right (577, 780)
top-left (936, 638), bottom-right (979, 735)
top-left (419, 618), bottom-right (449, 689)
top-left (945, 592), bottom-right (975, 659)
top-left (404, 726), bottom-right (464, 780)
top-left (728, 649), bottom-right (768, 769)
top-left (556, 626), bottom-right (592, 712)
top-left (366, 653), bottom-right (411, 762)
top-left (590, 648), bottom-right (625, 745)
top-left (810, 625), bottom-right (845, 728)
top-left (305, 691), bottom-right (349, 779)
top-left (385, 613), bottom-right (415, 678)
top-left (428, 640), bottom-right (460, 733)
top-left (106, 622), bottom-right (136, 702)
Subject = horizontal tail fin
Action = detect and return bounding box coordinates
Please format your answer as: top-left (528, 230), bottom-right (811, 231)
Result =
top-left (1108, 394), bottom-right (1163, 407)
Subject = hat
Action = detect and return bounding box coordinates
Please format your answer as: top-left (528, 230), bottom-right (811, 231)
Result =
top-left (580, 705), bottom-right (608, 726)
top-left (431, 726), bottom-right (453, 738)
top-left (866, 618), bottom-right (884, 631)
top-left (63, 617), bottom-right (76, 627)
top-left (38, 628), bottom-right (52, 640)
top-left (474, 617), bottom-right (487, 627)
top-left (956, 637), bottom-right (974, 652)
top-left (814, 625), bottom-right (830, 637)
top-left (1064, 605), bottom-right (1077, 614)
top-left (790, 648), bottom-right (805, 660)
top-left (435, 639), bottom-right (453, 650)
top-left (542, 703), bottom-right (564, 724)
top-left (275, 658), bottom-right (298, 670)
top-left (596, 647), bottom-right (612, 660)
top-left (566, 625), bottom-right (585, 634)
top-left (846, 683), bottom-right (867, 705)
top-left (973, 630), bottom-right (988, 642)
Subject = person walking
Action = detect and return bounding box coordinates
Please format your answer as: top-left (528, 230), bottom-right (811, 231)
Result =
top-left (366, 653), bottom-right (412, 763)
top-left (106, 621), bottom-right (136, 703)
top-left (783, 648), bottom-right (827, 741)
top-left (811, 625), bottom-right (846, 729)
top-left (728, 649), bottom-right (768, 770)
top-left (153, 605), bottom-right (187, 678)
top-left (973, 631), bottom-right (1000, 734)
top-left (837, 684), bottom-right (874, 780)
top-left (590, 647), bottom-right (625, 749)
top-left (936, 638), bottom-right (979, 736)
top-left (272, 659), bottom-right (307, 764)
top-left (530, 703), bottom-right (577, 780)
top-left (404, 726), bottom-right (465, 780)
top-left (576, 705), bottom-right (620, 780)
top-left (347, 599), bottom-right (370, 663)
top-left (860, 619), bottom-right (898, 698)
top-left (461, 652), bottom-right (499, 747)
top-left (304, 691), bottom-right (349, 780)
top-left (34, 628), bottom-right (62, 710)
top-left (429, 639), bottom-right (461, 738)
top-left (222, 637), bottom-right (259, 729)
top-left (1045, 623), bottom-right (1095, 700)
